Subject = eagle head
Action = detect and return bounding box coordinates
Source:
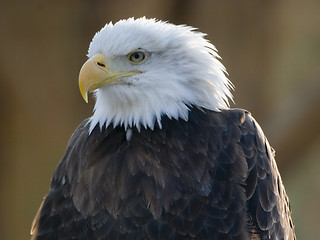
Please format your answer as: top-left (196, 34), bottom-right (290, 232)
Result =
top-left (78, 17), bottom-right (232, 132)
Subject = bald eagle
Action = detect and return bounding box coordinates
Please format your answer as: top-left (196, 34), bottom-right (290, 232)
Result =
top-left (31, 17), bottom-right (295, 240)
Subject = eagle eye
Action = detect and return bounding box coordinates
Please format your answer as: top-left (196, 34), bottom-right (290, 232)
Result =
top-left (128, 50), bottom-right (146, 64)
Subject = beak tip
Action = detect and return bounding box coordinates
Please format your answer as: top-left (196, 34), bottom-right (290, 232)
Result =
top-left (80, 90), bottom-right (89, 103)
top-left (83, 95), bottom-right (89, 103)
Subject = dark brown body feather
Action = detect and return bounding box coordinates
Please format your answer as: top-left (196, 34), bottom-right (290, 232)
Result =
top-left (31, 108), bottom-right (295, 239)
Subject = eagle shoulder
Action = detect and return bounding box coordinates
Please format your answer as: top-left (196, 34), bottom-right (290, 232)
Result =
top-left (231, 109), bottom-right (296, 240)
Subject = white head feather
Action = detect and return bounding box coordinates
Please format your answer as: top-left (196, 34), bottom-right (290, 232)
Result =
top-left (86, 17), bottom-right (233, 132)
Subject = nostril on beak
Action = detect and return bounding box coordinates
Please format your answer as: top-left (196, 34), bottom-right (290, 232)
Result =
top-left (97, 62), bottom-right (106, 67)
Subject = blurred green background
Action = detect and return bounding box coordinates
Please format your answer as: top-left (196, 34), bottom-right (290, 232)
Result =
top-left (1, 0), bottom-right (320, 239)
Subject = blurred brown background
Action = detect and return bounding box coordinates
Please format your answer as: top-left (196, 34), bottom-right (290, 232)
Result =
top-left (1, 0), bottom-right (319, 239)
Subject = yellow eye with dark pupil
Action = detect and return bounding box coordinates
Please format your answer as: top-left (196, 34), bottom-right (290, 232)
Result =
top-left (129, 51), bottom-right (146, 63)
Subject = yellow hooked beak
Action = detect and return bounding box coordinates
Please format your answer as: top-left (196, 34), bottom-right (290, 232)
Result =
top-left (78, 53), bottom-right (140, 103)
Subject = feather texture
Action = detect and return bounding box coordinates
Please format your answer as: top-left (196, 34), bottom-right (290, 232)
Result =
top-left (31, 108), bottom-right (295, 240)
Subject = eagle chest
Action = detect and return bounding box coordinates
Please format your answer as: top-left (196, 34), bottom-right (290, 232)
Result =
top-left (73, 117), bottom-right (219, 218)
